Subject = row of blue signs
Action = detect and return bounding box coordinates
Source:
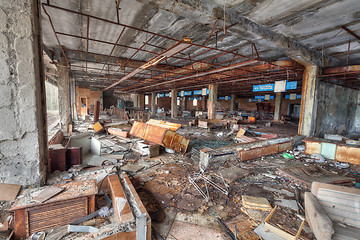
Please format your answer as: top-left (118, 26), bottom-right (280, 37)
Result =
top-left (247, 94), bottom-right (302, 102)
top-left (253, 81), bottom-right (297, 92)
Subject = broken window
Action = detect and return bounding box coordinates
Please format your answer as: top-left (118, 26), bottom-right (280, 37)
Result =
top-left (193, 99), bottom-right (197, 106)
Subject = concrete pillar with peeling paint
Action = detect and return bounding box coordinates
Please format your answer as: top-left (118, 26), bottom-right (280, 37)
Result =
top-left (274, 92), bottom-right (283, 121)
top-left (298, 65), bottom-right (319, 136)
top-left (230, 93), bottom-right (236, 112)
top-left (171, 89), bottom-right (178, 118)
top-left (181, 97), bottom-right (186, 112)
top-left (151, 92), bottom-right (156, 114)
top-left (139, 94), bottom-right (145, 111)
top-left (207, 84), bottom-right (218, 119)
top-left (58, 57), bottom-right (73, 133)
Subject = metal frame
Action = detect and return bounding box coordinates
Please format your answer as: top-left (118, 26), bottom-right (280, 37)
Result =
top-left (41, 1), bottom-right (306, 96)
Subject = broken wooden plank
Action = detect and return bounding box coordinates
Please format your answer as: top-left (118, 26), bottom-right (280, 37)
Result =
top-left (264, 205), bottom-right (305, 240)
top-left (242, 195), bottom-right (272, 211)
top-left (146, 119), bottom-right (181, 131)
top-left (107, 174), bottom-right (134, 224)
top-left (33, 186), bottom-right (65, 203)
top-left (130, 121), bottom-right (189, 154)
top-left (304, 192), bottom-right (334, 240)
top-left (311, 182), bottom-right (360, 228)
top-left (0, 183), bottom-right (21, 201)
top-left (278, 165), bottom-right (354, 186)
top-left (108, 128), bottom-right (130, 138)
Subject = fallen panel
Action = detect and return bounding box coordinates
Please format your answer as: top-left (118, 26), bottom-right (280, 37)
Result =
top-left (108, 127), bottom-right (130, 138)
top-left (0, 183), bottom-right (21, 201)
top-left (146, 119), bottom-right (181, 131)
top-left (130, 121), bottom-right (189, 154)
top-left (278, 165), bottom-right (354, 186)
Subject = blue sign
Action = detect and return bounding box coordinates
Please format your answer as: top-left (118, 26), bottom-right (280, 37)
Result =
top-left (253, 81), bottom-right (298, 92)
top-left (165, 92), bottom-right (170, 97)
top-left (218, 96), bottom-right (231, 100)
top-left (247, 99), bottom-right (264, 102)
top-left (158, 93), bottom-right (164, 98)
top-left (193, 90), bottom-right (202, 95)
top-left (285, 94), bottom-right (302, 99)
top-left (255, 95), bottom-right (275, 100)
top-left (253, 84), bottom-right (274, 92)
top-left (189, 97), bottom-right (203, 100)
top-left (178, 91), bottom-right (192, 96)
top-left (286, 81), bottom-right (297, 90)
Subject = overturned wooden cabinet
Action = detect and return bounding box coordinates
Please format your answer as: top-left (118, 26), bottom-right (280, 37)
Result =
top-left (10, 180), bottom-right (97, 239)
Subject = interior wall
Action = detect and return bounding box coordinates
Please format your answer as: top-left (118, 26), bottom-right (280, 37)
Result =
top-left (75, 86), bottom-right (101, 115)
top-left (315, 82), bottom-right (359, 137)
top-left (45, 81), bottom-right (59, 113)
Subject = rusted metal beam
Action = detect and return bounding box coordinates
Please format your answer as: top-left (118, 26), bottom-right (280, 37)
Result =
top-left (322, 65), bottom-right (360, 75)
top-left (342, 26), bottom-right (360, 41)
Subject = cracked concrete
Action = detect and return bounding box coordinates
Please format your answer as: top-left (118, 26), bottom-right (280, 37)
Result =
top-left (0, 0), bottom-right (47, 186)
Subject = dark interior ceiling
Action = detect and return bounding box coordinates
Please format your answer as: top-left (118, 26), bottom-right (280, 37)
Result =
top-left (41, 0), bottom-right (360, 97)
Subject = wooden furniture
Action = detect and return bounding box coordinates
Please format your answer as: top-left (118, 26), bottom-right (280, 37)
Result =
top-left (10, 180), bottom-right (97, 239)
top-left (48, 144), bottom-right (67, 172)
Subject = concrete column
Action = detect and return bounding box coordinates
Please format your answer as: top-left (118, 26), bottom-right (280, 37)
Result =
top-left (171, 89), bottom-right (178, 118)
top-left (298, 65), bottom-right (319, 136)
top-left (139, 94), bottom-right (145, 111)
top-left (207, 84), bottom-right (218, 119)
top-left (201, 96), bottom-right (207, 110)
top-left (151, 92), bottom-right (156, 114)
top-left (230, 93), bottom-right (236, 112)
top-left (274, 92), bottom-right (283, 121)
top-left (0, 0), bottom-right (48, 186)
top-left (58, 58), bottom-right (72, 132)
top-left (181, 97), bottom-right (186, 112)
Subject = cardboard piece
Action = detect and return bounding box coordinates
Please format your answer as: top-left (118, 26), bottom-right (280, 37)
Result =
top-left (0, 183), bottom-right (21, 201)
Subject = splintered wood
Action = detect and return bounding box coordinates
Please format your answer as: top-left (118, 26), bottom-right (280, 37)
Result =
top-left (107, 174), bottom-right (134, 224)
top-left (242, 195), bottom-right (272, 211)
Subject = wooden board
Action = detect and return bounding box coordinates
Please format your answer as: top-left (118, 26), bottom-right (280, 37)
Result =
top-left (146, 119), bottom-right (181, 131)
top-left (278, 165), bottom-right (354, 186)
top-left (10, 180), bottom-right (97, 211)
top-left (242, 195), bottom-right (272, 211)
top-left (311, 182), bottom-right (360, 228)
top-left (107, 174), bottom-right (134, 224)
top-left (304, 140), bottom-right (321, 155)
top-left (33, 186), bottom-right (65, 203)
top-left (0, 183), bottom-right (21, 201)
top-left (335, 145), bottom-right (360, 165)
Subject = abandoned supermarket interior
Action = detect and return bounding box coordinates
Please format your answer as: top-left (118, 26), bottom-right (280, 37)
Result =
top-left (1, 0), bottom-right (360, 239)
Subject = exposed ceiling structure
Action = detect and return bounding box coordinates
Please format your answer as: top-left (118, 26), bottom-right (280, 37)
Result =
top-left (41, 0), bottom-right (360, 97)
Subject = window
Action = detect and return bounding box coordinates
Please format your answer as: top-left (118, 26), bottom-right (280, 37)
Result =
top-left (177, 98), bottom-right (180, 106)
top-left (193, 99), bottom-right (197, 106)
top-left (145, 95), bottom-right (149, 105)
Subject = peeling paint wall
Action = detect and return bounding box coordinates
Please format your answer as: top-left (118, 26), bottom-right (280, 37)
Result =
top-left (0, 0), bottom-right (47, 186)
top-left (315, 82), bottom-right (359, 138)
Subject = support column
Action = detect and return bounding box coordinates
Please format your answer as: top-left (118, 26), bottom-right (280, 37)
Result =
top-left (207, 84), bottom-right (218, 119)
top-left (151, 92), bottom-right (156, 114)
top-left (274, 92), bottom-right (283, 121)
top-left (181, 97), bottom-right (186, 112)
top-left (58, 58), bottom-right (72, 133)
top-left (230, 93), bottom-right (236, 112)
top-left (298, 65), bottom-right (319, 136)
top-left (0, 0), bottom-right (47, 186)
top-left (171, 90), bottom-right (178, 118)
top-left (139, 94), bottom-right (145, 111)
